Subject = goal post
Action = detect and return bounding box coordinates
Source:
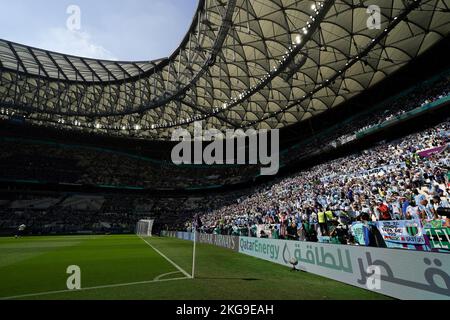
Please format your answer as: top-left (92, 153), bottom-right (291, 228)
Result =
top-left (136, 219), bottom-right (154, 237)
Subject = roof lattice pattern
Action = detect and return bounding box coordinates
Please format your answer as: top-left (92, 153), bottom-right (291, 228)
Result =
top-left (0, 0), bottom-right (449, 140)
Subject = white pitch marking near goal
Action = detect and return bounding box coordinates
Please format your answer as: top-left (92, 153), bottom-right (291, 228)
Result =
top-left (0, 276), bottom-right (190, 300)
top-left (153, 271), bottom-right (183, 281)
top-left (139, 236), bottom-right (193, 279)
top-left (1, 237), bottom-right (194, 301)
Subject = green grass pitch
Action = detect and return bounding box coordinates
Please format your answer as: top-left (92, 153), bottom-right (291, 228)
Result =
top-left (0, 235), bottom-right (390, 300)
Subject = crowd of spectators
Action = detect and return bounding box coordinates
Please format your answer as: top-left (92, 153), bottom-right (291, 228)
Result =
top-left (0, 76), bottom-right (449, 193)
top-left (0, 191), bottom-right (243, 236)
top-left (279, 76), bottom-right (450, 168)
top-left (355, 77), bottom-right (450, 134)
top-left (1, 74), bottom-right (450, 242)
top-left (187, 120), bottom-right (450, 247)
top-left (0, 193), bottom-right (143, 235)
top-left (0, 140), bottom-right (258, 190)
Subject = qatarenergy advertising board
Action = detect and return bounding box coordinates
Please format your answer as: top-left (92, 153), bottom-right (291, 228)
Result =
top-left (238, 237), bottom-right (450, 300)
top-left (161, 231), bottom-right (450, 299)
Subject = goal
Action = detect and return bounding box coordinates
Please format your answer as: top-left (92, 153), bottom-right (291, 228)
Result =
top-left (136, 219), bottom-right (155, 237)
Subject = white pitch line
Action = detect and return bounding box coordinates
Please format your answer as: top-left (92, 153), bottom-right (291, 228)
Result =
top-left (139, 236), bottom-right (192, 279)
top-left (0, 236), bottom-right (192, 300)
top-left (0, 276), bottom-right (190, 301)
top-left (154, 271), bottom-right (183, 281)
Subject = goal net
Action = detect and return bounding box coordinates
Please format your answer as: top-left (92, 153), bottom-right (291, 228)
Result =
top-left (136, 219), bottom-right (154, 237)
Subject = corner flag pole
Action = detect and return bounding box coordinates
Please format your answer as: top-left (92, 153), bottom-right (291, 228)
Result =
top-left (192, 230), bottom-right (197, 279)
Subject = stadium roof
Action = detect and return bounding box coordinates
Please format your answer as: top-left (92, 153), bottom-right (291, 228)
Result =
top-left (0, 0), bottom-right (449, 140)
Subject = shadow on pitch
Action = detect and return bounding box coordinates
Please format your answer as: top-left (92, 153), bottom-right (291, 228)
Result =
top-left (195, 277), bottom-right (262, 281)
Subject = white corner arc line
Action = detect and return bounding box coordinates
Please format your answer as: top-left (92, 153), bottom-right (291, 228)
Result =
top-left (0, 276), bottom-right (190, 301)
top-left (139, 236), bottom-right (192, 279)
top-left (154, 271), bottom-right (183, 281)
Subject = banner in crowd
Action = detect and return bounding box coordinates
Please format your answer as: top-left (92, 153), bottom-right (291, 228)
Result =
top-left (257, 224), bottom-right (276, 238)
top-left (321, 162), bottom-right (407, 182)
top-left (351, 162), bottom-right (407, 179)
top-left (238, 236), bottom-right (450, 300)
top-left (320, 173), bottom-right (338, 183)
top-left (418, 145), bottom-right (447, 158)
top-left (377, 220), bottom-right (426, 248)
top-left (424, 226), bottom-right (450, 252)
